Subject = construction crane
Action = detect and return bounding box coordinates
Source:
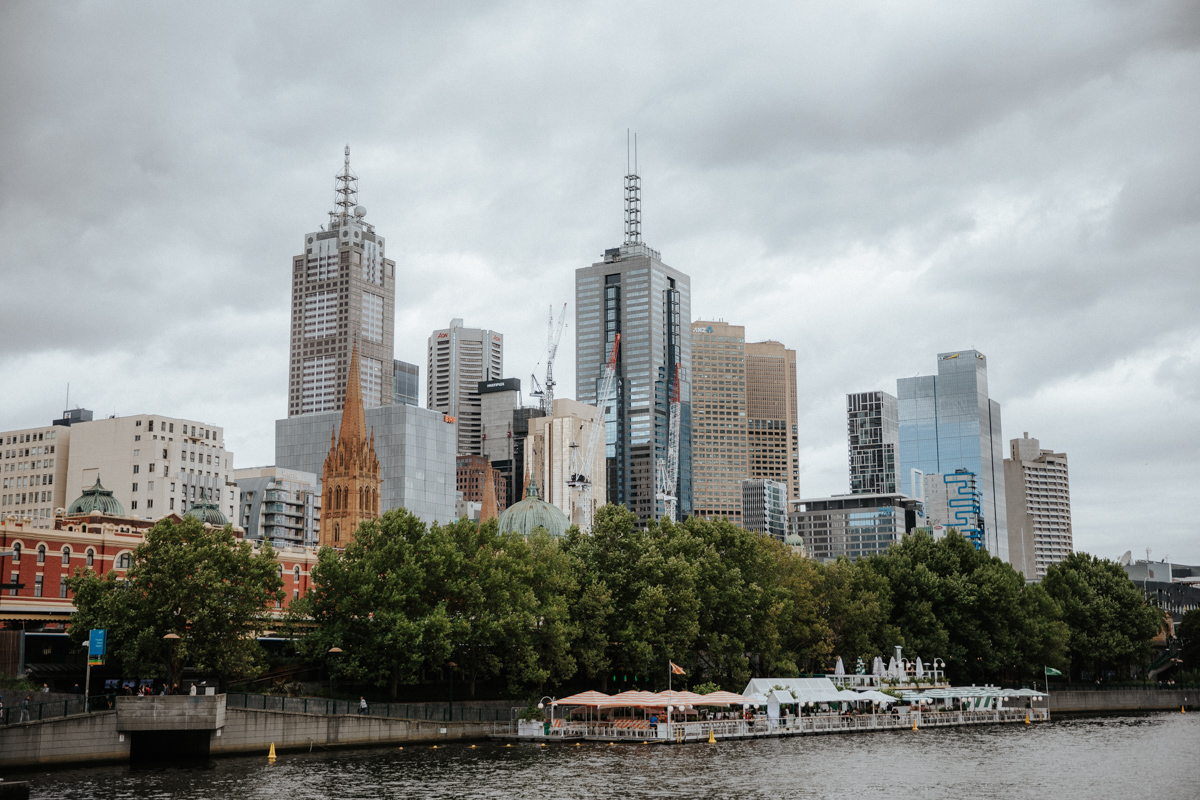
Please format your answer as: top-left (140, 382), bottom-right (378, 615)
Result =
top-left (568, 334), bottom-right (620, 531)
top-left (655, 364), bottom-right (681, 523)
top-left (529, 303), bottom-right (568, 416)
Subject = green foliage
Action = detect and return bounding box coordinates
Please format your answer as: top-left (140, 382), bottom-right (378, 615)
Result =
top-left (691, 681), bottom-right (722, 695)
top-left (67, 516), bottom-right (283, 689)
top-left (293, 504), bottom-right (1162, 696)
top-left (1178, 609), bottom-right (1200, 674)
top-left (1041, 552), bottom-right (1165, 680)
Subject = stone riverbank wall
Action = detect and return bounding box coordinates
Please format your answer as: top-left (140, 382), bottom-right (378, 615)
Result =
top-left (1048, 687), bottom-right (1194, 714)
top-left (0, 698), bottom-right (494, 770)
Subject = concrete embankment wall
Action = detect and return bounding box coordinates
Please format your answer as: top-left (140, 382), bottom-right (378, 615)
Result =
top-left (0, 707), bottom-right (491, 770)
top-left (211, 708), bottom-right (492, 756)
top-left (0, 711), bottom-right (129, 769)
top-left (1048, 688), bottom-right (1193, 714)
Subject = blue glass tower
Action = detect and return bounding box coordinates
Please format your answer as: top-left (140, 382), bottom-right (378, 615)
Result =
top-left (898, 350), bottom-right (1007, 561)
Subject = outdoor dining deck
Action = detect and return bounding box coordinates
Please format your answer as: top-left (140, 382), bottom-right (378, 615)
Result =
top-left (493, 707), bottom-right (1050, 744)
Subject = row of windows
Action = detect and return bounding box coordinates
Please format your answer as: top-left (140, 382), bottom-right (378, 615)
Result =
top-left (4, 431), bottom-right (56, 445)
top-left (5, 541), bottom-right (131, 569)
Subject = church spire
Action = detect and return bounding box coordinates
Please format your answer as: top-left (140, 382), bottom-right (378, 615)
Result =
top-left (340, 341), bottom-right (368, 445)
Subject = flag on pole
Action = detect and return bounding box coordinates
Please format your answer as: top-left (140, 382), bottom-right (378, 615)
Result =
top-left (1044, 667), bottom-right (1062, 676)
top-left (670, 661), bottom-right (686, 675)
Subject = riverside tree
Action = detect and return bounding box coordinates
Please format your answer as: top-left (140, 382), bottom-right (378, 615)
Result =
top-left (67, 515), bottom-right (283, 690)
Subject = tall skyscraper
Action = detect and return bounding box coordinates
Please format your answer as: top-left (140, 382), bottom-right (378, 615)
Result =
top-left (427, 318), bottom-right (503, 455)
top-left (690, 321), bottom-right (747, 522)
top-left (847, 390), bottom-right (899, 495)
top-left (746, 339), bottom-right (799, 500)
top-left (575, 153), bottom-right (691, 526)
top-left (897, 350), bottom-right (1007, 560)
top-left (288, 147), bottom-right (396, 417)
top-left (1005, 433), bottom-right (1073, 580)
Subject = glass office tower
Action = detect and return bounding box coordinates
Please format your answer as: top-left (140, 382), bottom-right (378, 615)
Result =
top-left (897, 350), bottom-right (1007, 561)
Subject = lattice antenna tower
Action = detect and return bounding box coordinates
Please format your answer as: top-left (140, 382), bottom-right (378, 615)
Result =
top-left (624, 130), bottom-right (641, 246)
top-left (331, 144), bottom-right (359, 226)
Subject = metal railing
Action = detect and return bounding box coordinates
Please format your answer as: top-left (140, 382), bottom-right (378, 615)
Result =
top-left (0, 693), bottom-right (116, 726)
top-left (226, 693), bottom-right (508, 722)
top-left (496, 707), bottom-right (1050, 741)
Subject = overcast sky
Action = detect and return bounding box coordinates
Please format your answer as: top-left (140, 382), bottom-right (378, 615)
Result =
top-left (2, 1), bottom-right (1198, 564)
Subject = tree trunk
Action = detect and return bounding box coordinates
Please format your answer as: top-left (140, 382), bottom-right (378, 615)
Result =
top-left (389, 669), bottom-right (399, 699)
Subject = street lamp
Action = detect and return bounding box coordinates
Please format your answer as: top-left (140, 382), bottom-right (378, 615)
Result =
top-left (163, 633), bottom-right (181, 693)
top-left (537, 695), bottom-right (555, 735)
top-left (448, 662), bottom-right (458, 719)
top-left (328, 647), bottom-right (343, 702)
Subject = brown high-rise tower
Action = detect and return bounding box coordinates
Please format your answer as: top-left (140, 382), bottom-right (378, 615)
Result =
top-left (318, 344), bottom-right (382, 548)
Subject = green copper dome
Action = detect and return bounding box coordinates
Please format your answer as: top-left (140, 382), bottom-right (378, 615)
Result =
top-left (784, 532), bottom-right (804, 547)
top-left (67, 477), bottom-right (125, 517)
top-left (497, 478), bottom-right (570, 539)
top-left (185, 497), bottom-right (229, 526)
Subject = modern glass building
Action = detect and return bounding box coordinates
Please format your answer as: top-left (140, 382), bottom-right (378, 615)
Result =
top-left (897, 350), bottom-right (1007, 561)
top-left (574, 163), bottom-right (691, 526)
top-left (741, 478), bottom-right (788, 540)
top-left (274, 403), bottom-right (457, 525)
top-left (847, 390), bottom-right (898, 495)
top-left (788, 493), bottom-right (923, 561)
top-left (393, 359), bottom-right (419, 406)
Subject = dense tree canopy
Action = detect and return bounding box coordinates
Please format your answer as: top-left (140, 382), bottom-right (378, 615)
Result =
top-left (295, 508), bottom-right (1161, 696)
top-left (68, 516), bottom-right (283, 690)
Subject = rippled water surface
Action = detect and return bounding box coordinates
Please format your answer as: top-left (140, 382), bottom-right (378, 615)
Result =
top-left (14, 713), bottom-right (1200, 799)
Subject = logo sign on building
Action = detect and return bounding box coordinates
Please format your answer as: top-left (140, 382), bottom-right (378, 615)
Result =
top-left (88, 629), bottom-right (107, 666)
top-left (692, 326), bottom-right (714, 334)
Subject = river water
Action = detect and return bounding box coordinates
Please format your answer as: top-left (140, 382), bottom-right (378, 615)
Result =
top-left (13, 712), bottom-right (1199, 799)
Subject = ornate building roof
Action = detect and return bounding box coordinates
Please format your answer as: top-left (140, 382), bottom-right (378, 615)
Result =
top-left (185, 497), bottom-right (229, 526)
top-left (66, 477), bottom-right (125, 517)
top-left (497, 477), bottom-right (570, 538)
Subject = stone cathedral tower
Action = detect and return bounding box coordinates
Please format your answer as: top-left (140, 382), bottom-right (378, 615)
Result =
top-left (318, 343), bottom-right (382, 548)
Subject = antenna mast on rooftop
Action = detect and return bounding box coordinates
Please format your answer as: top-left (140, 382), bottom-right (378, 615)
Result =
top-left (331, 144), bottom-right (359, 226)
top-left (624, 130), bottom-right (641, 246)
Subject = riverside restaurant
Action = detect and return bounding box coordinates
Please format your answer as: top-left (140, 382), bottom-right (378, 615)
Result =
top-left (494, 677), bottom-right (1049, 744)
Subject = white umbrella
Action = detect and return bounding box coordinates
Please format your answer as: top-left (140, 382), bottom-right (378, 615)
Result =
top-left (872, 656), bottom-right (884, 676)
top-left (834, 657), bottom-right (845, 676)
top-left (915, 657), bottom-right (925, 678)
top-left (886, 656), bottom-right (898, 677)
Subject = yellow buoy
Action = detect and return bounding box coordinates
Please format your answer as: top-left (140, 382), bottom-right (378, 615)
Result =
top-left (1183, 706), bottom-right (1187, 714)
top-left (469, 744), bottom-right (476, 749)
top-left (541, 743), bottom-right (547, 747)
top-left (642, 740), bottom-right (649, 745)
top-left (432, 745), bottom-right (438, 749)
top-left (911, 718), bottom-right (918, 731)
top-left (1025, 712), bottom-right (1031, 725)
top-left (398, 746), bottom-right (404, 750)
top-left (609, 741), bottom-right (615, 746)
top-left (506, 743), bottom-right (512, 747)
top-left (575, 742), bottom-right (581, 747)
top-left (708, 729), bottom-right (716, 744)
top-left (268, 742), bottom-right (276, 762)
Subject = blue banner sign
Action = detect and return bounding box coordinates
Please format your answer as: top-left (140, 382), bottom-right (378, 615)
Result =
top-left (89, 629), bottom-right (107, 658)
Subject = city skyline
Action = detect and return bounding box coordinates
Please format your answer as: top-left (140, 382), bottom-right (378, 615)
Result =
top-left (2, 2), bottom-right (1198, 563)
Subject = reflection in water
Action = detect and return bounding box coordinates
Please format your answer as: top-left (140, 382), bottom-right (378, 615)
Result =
top-left (18, 713), bottom-right (1200, 800)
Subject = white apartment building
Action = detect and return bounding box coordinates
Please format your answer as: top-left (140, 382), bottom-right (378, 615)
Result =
top-left (64, 414), bottom-right (236, 523)
top-left (0, 414), bottom-right (75, 529)
top-left (1005, 433), bottom-right (1073, 580)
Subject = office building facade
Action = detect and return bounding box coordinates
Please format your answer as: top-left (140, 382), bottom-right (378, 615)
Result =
top-left (789, 493), bottom-right (923, 562)
top-left (456, 454), bottom-right (508, 515)
top-left (427, 319), bottom-right (504, 456)
top-left (690, 321), bottom-right (747, 522)
top-left (1004, 433), bottom-right (1073, 580)
top-left (479, 378), bottom-right (544, 509)
top-left (63, 414), bottom-right (237, 524)
top-left (393, 359), bottom-right (420, 406)
top-left (746, 339), bottom-right (799, 500)
top-left (575, 164), bottom-right (691, 525)
top-left (921, 470), bottom-right (983, 549)
top-left (275, 402), bottom-right (456, 526)
top-left (742, 479), bottom-right (788, 539)
top-left (847, 391), bottom-right (898, 495)
top-left (235, 466), bottom-right (321, 548)
top-left (525, 398), bottom-right (607, 527)
top-left (1, 416), bottom-right (72, 528)
top-left (288, 147), bottom-right (396, 418)
top-left (897, 350), bottom-right (1008, 561)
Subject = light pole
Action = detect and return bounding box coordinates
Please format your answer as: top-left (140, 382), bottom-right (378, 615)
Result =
top-left (448, 662), bottom-right (458, 720)
top-left (81, 643), bottom-right (91, 709)
top-left (163, 633), bottom-right (180, 693)
top-left (328, 647), bottom-right (343, 704)
top-left (537, 695), bottom-right (555, 736)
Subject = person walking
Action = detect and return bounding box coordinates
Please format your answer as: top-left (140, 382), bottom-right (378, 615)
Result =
top-left (358, 696), bottom-right (368, 715)
top-left (20, 695), bottom-right (31, 723)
